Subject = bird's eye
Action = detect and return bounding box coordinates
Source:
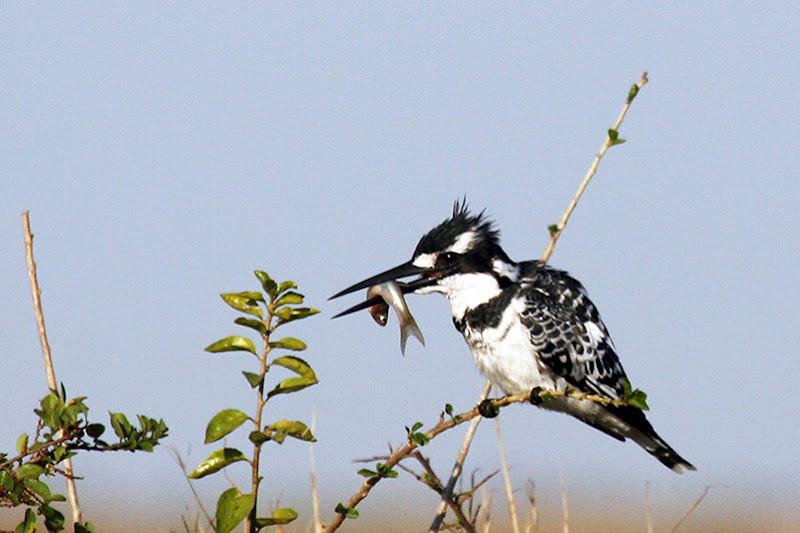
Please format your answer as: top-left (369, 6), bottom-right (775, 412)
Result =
top-left (439, 252), bottom-right (458, 265)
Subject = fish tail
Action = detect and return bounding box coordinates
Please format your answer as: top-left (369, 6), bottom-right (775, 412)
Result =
top-left (400, 318), bottom-right (425, 355)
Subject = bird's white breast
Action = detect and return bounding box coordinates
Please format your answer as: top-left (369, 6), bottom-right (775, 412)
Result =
top-left (453, 295), bottom-right (558, 395)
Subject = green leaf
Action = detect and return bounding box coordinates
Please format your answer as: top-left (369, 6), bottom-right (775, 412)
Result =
top-left (608, 128), bottom-right (626, 146)
top-left (275, 307), bottom-right (320, 324)
top-left (335, 503), bottom-right (359, 519)
top-left (268, 337), bottom-right (307, 351)
top-left (39, 394), bottom-right (63, 429)
top-left (16, 508), bottom-right (36, 533)
top-left (220, 292), bottom-right (264, 318)
top-left (411, 432), bottom-right (430, 446)
top-left (216, 487), bottom-right (255, 533)
top-left (75, 522), bottom-right (95, 533)
top-left (0, 470), bottom-right (16, 491)
top-left (242, 371), bottom-right (264, 388)
top-left (627, 82), bottom-right (640, 103)
top-left (621, 378), bottom-right (650, 411)
top-left (253, 508), bottom-right (299, 528)
top-left (188, 448), bottom-right (247, 479)
top-left (444, 404), bottom-right (454, 417)
top-left (271, 356), bottom-right (316, 380)
top-left (254, 270), bottom-right (278, 297)
top-left (274, 291), bottom-right (304, 306)
top-left (267, 376), bottom-right (317, 398)
top-left (267, 355), bottom-right (318, 397)
top-left (86, 423), bottom-right (105, 439)
top-left (24, 480), bottom-right (65, 503)
top-left (16, 433), bottom-right (28, 454)
top-left (548, 224), bottom-right (560, 237)
top-left (109, 412), bottom-right (133, 439)
top-left (205, 409), bottom-right (250, 444)
top-left (357, 468), bottom-right (377, 477)
top-left (15, 464), bottom-right (45, 480)
top-left (234, 317), bottom-right (268, 335)
top-left (276, 280), bottom-right (297, 294)
top-left (376, 463), bottom-right (399, 478)
top-left (248, 430), bottom-right (270, 445)
top-left (265, 420), bottom-right (316, 443)
top-left (205, 335), bottom-right (257, 355)
top-left (40, 504), bottom-right (65, 532)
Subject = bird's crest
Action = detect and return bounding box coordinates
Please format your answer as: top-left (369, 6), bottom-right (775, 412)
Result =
top-left (414, 199), bottom-right (501, 257)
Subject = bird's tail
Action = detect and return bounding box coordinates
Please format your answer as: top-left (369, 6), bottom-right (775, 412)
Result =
top-left (609, 405), bottom-right (696, 474)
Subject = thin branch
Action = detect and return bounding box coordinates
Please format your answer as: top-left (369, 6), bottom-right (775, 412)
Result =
top-left (170, 448), bottom-right (215, 529)
top-left (524, 478), bottom-right (538, 533)
top-left (428, 380), bottom-right (492, 533)
top-left (495, 417), bottom-right (520, 533)
top-left (403, 451), bottom-right (476, 533)
top-left (541, 72), bottom-right (649, 264)
top-left (22, 211), bottom-right (82, 525)
top-left (559, 472), bottom-right (569, 533)
top-left (309, 408), bottom-right (322, 533)
top-left (670, 484), bottom-right (721, 532)
top-left (644, 481), bottom-right (654, 533)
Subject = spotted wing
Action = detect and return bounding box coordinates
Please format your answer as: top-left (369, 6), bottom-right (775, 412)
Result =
top-left (519, 264), bottom-right (627, 399)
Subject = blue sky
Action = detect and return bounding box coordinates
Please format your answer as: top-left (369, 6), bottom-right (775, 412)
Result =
top-left (2, 4), bottom-right (798, 531)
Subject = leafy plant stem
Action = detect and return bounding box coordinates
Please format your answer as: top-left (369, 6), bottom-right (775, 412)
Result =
top-left (246, 300), bottom-right (274, 533)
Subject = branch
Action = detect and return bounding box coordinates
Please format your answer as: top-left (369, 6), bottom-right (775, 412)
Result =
top-left (541, 72), bottom-right (649, 264)
top-left (670, 484), bottom-right (722, 532)
top-left (22, 211), bottom-right (83, 524)
top-left (427, 381), bottom-right (491, 533)
top-left (495, 417), bottom-right (520, 533)
top-left (325, 382), bottom-right (638, 531)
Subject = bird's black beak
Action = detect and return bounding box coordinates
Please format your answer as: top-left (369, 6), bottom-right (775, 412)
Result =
top-left (329, 260), bottom-right (433, 319)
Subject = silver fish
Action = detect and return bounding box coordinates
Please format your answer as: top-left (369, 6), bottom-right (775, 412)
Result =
top-left (367, 281), bottom-right (425, 355)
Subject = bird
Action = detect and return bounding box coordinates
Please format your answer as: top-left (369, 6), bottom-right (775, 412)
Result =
top-left (331, 200), bottom-right (695, 473)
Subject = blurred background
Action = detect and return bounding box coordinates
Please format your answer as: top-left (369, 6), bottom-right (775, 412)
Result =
top-left (2, 4), bottom-right (798, 532)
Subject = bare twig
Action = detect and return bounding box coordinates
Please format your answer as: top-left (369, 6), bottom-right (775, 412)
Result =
top-left (559, 472), bottom-right (569, 533)
top-left (541, 72), bottom-right (649, 264)
top-left (428, 380), bottom-right (492, 533)
top-left (670, 484), bottom-right (721, 532)
top-left (22, 211), bottom-right (83, 524)
top-left (309, 408), bottom-right (322, 533)
top-left (645, 481), bottom-right (654, 533)
top-left (524, 478), bottom-right (538, 533)
top-left (406, 451), bottom-right (477, 533)
top-left (476, 488), bottom-right (492, 533)
top-left (170, 447), bottom-right (215, 529)
top-left (494, 417), bottom-right (520, 533)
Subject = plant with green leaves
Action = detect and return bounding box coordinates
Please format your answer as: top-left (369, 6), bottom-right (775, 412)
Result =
top-left (189, 270), bottom-right (319, 533)
top-left (0, 387), bottom-right (168, 533)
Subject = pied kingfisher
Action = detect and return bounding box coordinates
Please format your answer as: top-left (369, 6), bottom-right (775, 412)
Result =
top-left (332, 200), bottom-right (695, 473)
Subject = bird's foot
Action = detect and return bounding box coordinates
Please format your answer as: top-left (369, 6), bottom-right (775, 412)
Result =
top-left (477, 399), bottom-right (500, 418)
top-left (529, 387), bottom-right (545, 406)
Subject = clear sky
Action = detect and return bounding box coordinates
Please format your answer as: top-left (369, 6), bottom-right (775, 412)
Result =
top-left (2, 4), bottom-right (798, 532)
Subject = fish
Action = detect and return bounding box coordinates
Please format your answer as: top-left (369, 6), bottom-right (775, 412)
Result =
top-left (366, 281), bottom-right (425, 355)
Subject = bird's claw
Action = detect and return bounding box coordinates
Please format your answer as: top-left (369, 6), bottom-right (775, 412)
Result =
top-left (477, 399), bottom-right (500, 418)
top-left (529, 387), bottom-right (544, 406)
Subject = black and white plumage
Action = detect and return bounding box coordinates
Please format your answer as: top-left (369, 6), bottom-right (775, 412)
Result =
top-left (332, 200), bottom-right (695, 473)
